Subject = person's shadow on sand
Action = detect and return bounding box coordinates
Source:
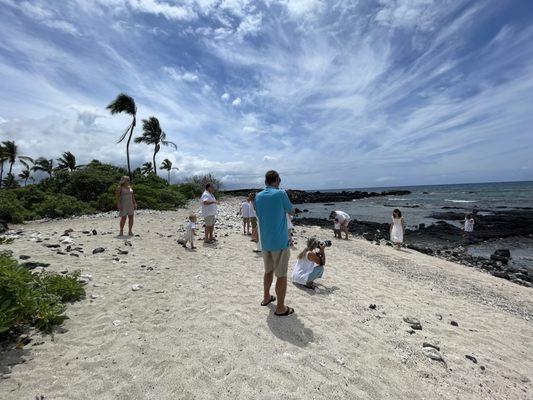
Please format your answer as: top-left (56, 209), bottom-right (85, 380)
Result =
top-left (292, 282), bottom-right (340, 296)
top-left (266, 304), bottom-right (314, 347)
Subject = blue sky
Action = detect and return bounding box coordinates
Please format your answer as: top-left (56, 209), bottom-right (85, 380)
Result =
top-left (0, 0), bottom-right (532, 189)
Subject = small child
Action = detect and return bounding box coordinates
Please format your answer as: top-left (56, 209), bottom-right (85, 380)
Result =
top-left (240, 199), bottom-right (251, 235)
top-left (182, 213), bottom-right (197, 249)
top-left (333, 218), bottom-right (341, 238)
top-left (287, 213), bottom-right (295, 246)
top-left (463, 213), bottom-right (474, 241)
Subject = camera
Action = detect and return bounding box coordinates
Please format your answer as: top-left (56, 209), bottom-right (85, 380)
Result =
top-left (318, 240), bottom-right (332, 247)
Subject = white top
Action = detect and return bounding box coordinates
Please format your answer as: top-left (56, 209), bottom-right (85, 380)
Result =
top-left (185, 221), bottom-right (196, 240)
top-left (249, 201), bottom-right (256, 218)
top-left (335, 210), bottom-right (350, 223)
top-left (334, 222), bottom-right (341, 230)
top-left (287, 214), bottom-right (294, 229)
top-left (464, 218), bottom-right (474, 232)
top-left (201, 191), bottom-right (217, 217)
top-left (292, 251), bottom-right (318, 285)
top-left (241, 201), bottom-right (251, 218)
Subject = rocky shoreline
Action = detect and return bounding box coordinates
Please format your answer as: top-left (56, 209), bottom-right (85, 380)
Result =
top-left (223, 188), bottom-right (411, 203)
top-left (294, 208), bottom-right (533, 289)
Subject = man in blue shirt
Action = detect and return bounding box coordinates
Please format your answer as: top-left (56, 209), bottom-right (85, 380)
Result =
top-left (255, 170), bottom-right (295, 316)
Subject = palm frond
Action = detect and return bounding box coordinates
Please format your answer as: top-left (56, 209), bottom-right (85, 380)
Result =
top-left (161, 140), bottom-right (177, 150)
top-left (116, 122), bottom-right (133, 144)
top-left (106, 93), bottom-right (136, 116)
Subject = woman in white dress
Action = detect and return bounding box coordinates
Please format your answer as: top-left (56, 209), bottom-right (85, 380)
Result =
top-left (389, 208), bottom-right (404, 250)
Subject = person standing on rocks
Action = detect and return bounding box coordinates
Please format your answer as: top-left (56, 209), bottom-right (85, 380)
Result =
top-left (390, 209), bottom-right (405, 250)
top-left (116, 176), bottom-right (137, 237)
top-left (463, 213), bottom-right (475, 242)
top-left (201, 183), bottom-right (218, 243)
top-left (255, 170), bottom-right (295, 316)
top-left (329, 210), bottom-right (350, 240)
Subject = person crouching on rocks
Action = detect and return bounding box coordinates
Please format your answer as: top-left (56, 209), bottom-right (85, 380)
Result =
top-left (390, 208), bottom-right (404, 250)
top-left (329, 210), bottom-right (350, 240)
top-left (292, 238), bottom-right (326, 290)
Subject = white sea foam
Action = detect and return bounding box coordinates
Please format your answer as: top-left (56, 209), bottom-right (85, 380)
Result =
top-left (444, 199), bottom-right (476, 203)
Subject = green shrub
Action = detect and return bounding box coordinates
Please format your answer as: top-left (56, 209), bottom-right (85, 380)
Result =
top-left (35, 194), bottom-right (94, 219)
top-left (175, 183), bottom-right (202, 199)
top-left (0, 255), bottom-right (85, 334)
top-left (0, 190), bottom-right (33, 223)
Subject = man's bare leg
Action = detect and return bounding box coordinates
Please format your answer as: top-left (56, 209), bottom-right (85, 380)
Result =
top-left (275, 277), bottom-right (287, 314)
top-left (263, 271), bottom-right (274, 304)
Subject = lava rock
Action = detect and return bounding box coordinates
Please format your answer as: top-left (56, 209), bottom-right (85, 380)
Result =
top-left (19, 255), bottom-right (31, 260)
top-left (92, 229), bottom-right (97, 235)
top-left (92, 247), bottom-right (105, 254)
top-left (21, 261), bottom-right (50, 270)
top-left (422, 342), bottom-right (440, 351)
top-left (450, 321), bottom-right (459, 327)
top-left (465, 355), bottom-right (478, 364)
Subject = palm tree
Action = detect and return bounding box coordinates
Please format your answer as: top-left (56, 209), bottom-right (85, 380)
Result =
top-left (2, 140), bottom-right (17, 177)
top-left (107, 93), bottom-right (137, 180)
top-left (32, 157), bottom-right (54, 177)
top-left (134, 117), bottom-right (177, 176)
top-left (56, 151), bottom-right (79, 172)
top-left (0, 144), bottom-right (7, 188)
top-left (160, 159), bottom-right (178, 184)
top-left (18, 168), bottom-right (33, 186)
top-left (141, 162), bottom-right (153, 175)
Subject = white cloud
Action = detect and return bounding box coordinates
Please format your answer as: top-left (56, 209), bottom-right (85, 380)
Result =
top-left (231, 97), bottom-right (242, 106)
top-left (221, 93), bottom-right (230, 101)
top-left (162, 66), bottom-right (199, 82)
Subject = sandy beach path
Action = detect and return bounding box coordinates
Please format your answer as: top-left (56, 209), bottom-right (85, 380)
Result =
top-left (1, 198), bottom-right (532, 400)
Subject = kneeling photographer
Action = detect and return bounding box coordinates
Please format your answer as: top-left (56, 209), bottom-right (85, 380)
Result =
top-left (291, 237), bottom-right (330, 289)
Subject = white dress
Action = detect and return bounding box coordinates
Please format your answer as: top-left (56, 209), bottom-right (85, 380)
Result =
top-left (184, 221), bottom-right (195, 242)
top-left (292, 251), bottom-right (318, 285)
top-left (391, 217), bottom-right (404, 243)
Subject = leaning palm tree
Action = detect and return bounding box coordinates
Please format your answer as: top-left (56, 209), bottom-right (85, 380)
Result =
top-left (56, 151), bottom-right (79, 172)
top-left (107, 93), bottom-right (137, 180)
top-left (32, 157), bottom-right (54, 177)
top-left (141, 162), bottom-right (153, 175)
top-left (0, 144), bottom-right (7, 188)
top-left (2, 140), bottom-right (17, 177)
top-left (18, 168), bottom-right (34, 186)
top-left (134, 117), bottom-right (176, 176)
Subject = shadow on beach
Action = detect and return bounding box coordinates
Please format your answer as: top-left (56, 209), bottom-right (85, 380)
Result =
top-left (266, 304), bottom-right (314, 347)
top-left (0, 343), bottom-right (31, 380)
top-left (292, 282), bottom-right (340, 296)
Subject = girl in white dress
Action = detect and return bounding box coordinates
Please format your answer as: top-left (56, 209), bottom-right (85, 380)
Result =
top-left (390, 209), bottom-right (404, 250)
top-left (183, 214), bottom-right (197, 249)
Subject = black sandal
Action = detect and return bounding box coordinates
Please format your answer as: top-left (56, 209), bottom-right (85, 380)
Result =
top-left (261, 295), bottom-right (276, 306)
top-left (274, 307), bottom-right (294, 316)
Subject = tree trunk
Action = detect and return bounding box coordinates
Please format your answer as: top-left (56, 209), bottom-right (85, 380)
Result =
top-left (153, 150), bottom-right (158, 175)
top-left (24, 177), bottom-right (28, 186)
top-left (168, 170), bottom-right (171, 184)
top-left (0, 162), bottom-right (4, 188)
top-left (126, 117), bottom-right (136, 181)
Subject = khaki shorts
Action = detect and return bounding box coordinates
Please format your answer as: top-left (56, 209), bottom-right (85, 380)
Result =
top-left (262, 248), bottom-right (290, 277)
top-left (204, 215), bottom-right (216, 227)
top-left (250, 217), bottom-right (257, 229)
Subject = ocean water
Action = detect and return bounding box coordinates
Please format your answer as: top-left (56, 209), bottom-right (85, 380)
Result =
top-left (293, 181), bottom-right (533, 228)
top-left (293, 181), bottom-right (533, 269)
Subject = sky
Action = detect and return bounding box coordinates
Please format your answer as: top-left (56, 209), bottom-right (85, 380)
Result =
top-left (0, 0), bottom-right (532, 190)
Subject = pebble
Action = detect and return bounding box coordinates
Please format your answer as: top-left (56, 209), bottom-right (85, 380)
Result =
top-left (422, 346), bottom-right (444, 362)
top-left (465, 355), bottom-right (477, 364)
top-left (19, 255), bottom-right (31, 260)
top-left (112, 320), bottom-right (121, 326)
top-left (450, 321), bottom-right (459, 327)
top-left (422, 342), bottom-right (440, 351)
top-left (92, 229), bottom-right (97, 235)
top-left (92, 247), bottom-right (105, 254)
top-left (131, 284), bottom-right (143, 291)
top-left (369, 304), bottom-right (376, 309)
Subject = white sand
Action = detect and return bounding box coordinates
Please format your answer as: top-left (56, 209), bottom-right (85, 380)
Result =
top-left (1, 198), bottom-right (532, 400)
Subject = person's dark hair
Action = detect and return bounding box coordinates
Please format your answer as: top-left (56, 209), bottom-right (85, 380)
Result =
top-left (329, 211), bottom-right (336, 220)
top-left (265, 170), bottom-right (280, 186)
top-left (393, 209), bottom-right (402, 218)
top-left (205, 182), bottom-right (212, 190)
top-left (466, 213), bottom-right (472, 219)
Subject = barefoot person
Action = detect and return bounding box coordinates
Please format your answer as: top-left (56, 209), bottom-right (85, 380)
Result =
top-left (201, 183), bottom-right (218, 243)
top-left (255, 170), bottom-right (295, 316)
top-left (329, 210), bottom-right (350, 239)
top-left (390, 208), bottom-right (405, 249)
top-left (292, 238), bottom-right (326, 289)
top-left (115, 176), bottom-right (137, 237)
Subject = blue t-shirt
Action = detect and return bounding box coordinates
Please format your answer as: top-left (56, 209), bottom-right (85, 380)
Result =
top-left (255, 186), bottom-right (294, 251)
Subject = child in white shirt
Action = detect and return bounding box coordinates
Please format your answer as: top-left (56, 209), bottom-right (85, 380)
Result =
top-left (182, 213), bottom-right (197, 249)
top-left (333, 218), bottom-right (341, 238)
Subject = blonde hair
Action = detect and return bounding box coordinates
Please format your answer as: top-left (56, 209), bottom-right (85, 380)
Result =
top-left (119, 176), bottom-right (130, 186)
top-left (298, 237), bottom-right (319, 259)
top-left (189, 213), bottom-right (197, 222)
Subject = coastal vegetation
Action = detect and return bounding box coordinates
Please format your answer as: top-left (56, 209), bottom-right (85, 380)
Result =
top-left (0, 253), bottom-right (85, 335)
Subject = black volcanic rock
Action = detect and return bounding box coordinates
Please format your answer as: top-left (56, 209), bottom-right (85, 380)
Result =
top-left (0, 220), bottom-right (8, 234)
top-left (223, 189), bottom-right (410, 203)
